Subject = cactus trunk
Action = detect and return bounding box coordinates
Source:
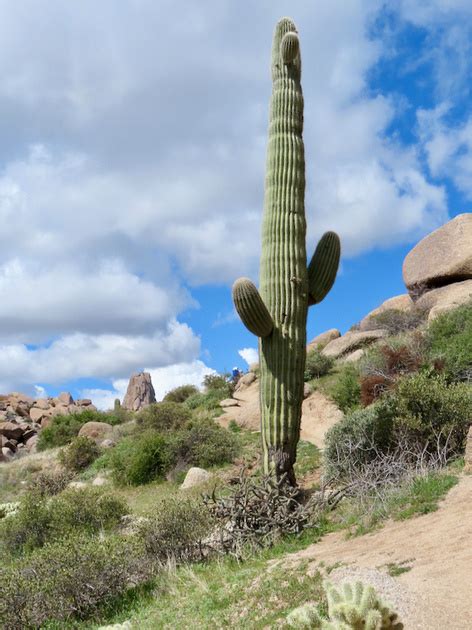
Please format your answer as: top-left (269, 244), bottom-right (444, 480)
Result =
top-left (232, 17), bottom-right (341, 485)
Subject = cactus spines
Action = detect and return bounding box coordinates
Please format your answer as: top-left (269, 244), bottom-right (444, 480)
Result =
top-left (308, 231), bottom-right (341, 305)
top-left (232, 278), bottom-right (273, 337)
top-left (232, 17), bottom-right (340, 483)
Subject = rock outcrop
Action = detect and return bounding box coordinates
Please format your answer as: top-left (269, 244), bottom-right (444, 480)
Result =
top-left (122, 372), bottom-right (156, 411)
top-left (0, 392), bottom-right (95, 461)
top-left (403, 213), bottom-right (472, 294)
top-left (180, 467), bottom-right (212, 489)
top-left (307, 328), bottom-right (341, 351)
top-left (359, 294), bottom-right (413, 331)
top-left (416, 279), bottom-right (472, 322)
top-left (78, 421), bottom-right (113, 444)
top-left (322, 330), bottom-right (387, 359)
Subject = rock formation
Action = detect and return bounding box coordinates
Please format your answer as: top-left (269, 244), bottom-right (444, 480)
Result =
top-left (122, 372), bottom-right (156, 411)
top-left (307, 328), bottom-right (341, 351)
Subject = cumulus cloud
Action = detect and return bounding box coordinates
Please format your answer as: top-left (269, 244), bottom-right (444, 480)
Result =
top-left (238, 348), bottom-right (259, 368)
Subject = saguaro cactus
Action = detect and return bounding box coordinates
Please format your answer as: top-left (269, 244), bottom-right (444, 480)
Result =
top-left (232, 17), bottom-right (340, 484)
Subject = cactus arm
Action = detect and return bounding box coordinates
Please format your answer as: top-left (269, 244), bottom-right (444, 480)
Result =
top-left (307, 231), bottom-right (341, 305)
top-left (232, 277), bottom-right (273, 337)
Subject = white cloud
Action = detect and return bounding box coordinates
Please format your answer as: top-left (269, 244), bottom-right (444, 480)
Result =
top-left (238, 348), bottom-right (259, 368)
top-left (82, 360), bottom-right (216, 409)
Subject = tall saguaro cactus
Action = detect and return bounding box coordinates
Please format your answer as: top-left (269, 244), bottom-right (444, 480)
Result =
top-left (232, 18), bottom-right (340, 484)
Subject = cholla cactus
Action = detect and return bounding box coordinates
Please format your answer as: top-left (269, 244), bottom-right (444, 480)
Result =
top-left (232, 17), bottom-right (340, 483)
top-left (287, 581), bottom-right (403, 630)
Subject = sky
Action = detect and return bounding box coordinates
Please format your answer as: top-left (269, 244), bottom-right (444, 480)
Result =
top-left (1, 0), bottom-right (472, 408)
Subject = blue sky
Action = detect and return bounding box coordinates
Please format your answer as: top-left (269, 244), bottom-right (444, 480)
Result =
top-left (0, 1), bottom-right (471, 407)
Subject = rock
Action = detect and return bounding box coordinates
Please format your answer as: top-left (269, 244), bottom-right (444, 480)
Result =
top-left (34, 398), bottom-right (50, 410)
top-left (234, 371), bottom-right (257, 392)
top-left (180, 467), bottom-right (212, 489)
top-left (342, 348), bottom-right (365, 363)
top-left (50, 404), bottom-right (71, 417)
top-left (98, 622), bottom-right (132, 630)
top-left (403, 214), bottom-right (472, 293)
top-left (57, 392), bottom-right (74, 406)
top-left (303, 383), bottom-right (312, 398)
top-left (76, 398), bottom-right (92, 406)
top-left (25, 435), bottom-right (39, 453)
top-left (0, 422), bottom-right (24, 440)
top-left (307, 328), bottom-right (341, 351)
top-left (415, 279), bottom-right (472, 322)
top-left (219, 398), bottom-right (240, 408)
top-left (1, 447), bottom-right (15, 461)
top-left (100, 438), bottom-right (116, 449)
top-left (78, 421), bottom-right (113, 443)
top-left (30, 407), bottom-right (49, 423)
top-left (68, 481), bottom-right (88, 489)
top-left (465, 426), bottom-right (472, 474)
top-left (322, 330), bottom-right (387, 359)
top-left (359, 294), bottom-right (414, 331)
top-left (122, 372), bottom-right (156, 411)
top-left (92, 475), bottom-right (109, 487)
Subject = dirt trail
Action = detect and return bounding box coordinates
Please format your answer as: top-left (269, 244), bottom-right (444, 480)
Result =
top-left (276, 474), bottom-right (472, 629)
top-left (219, 380), bottom-right (342, 449)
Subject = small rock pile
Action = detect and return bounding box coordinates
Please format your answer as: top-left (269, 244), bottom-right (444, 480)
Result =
top-left (0, 392), bottom-right (96, 461)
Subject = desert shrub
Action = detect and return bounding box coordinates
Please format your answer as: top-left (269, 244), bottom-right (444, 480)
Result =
top-left (0, 488), bottom-right (127, 556)
top-left (140, 496), bottom-right (213, 563)
top-left (0, 534), bottom-right (151, 630)
top-left (387, 372), bottom-right (472, 458)
top-left (108, 431), bottom-right (170, 486)
top-left (324, 404), bottom-right (394, 480)
top-left (184, 388), bottom-right (228, 412)
top-left (203, 373), bottom-right (231, 392)
top-left (365, 307), bottom-right (426, 334)
top-left (29, 469), bottom-right (73, 497)
top-left (163, 384), bottom-right (199, 403)
top-left (304, 349), bottom-right (334, 380)
top-left (58, 435), bottom-right (102, 472)
top-left (329, 364), bottom-right (361, 413)
top-left (136, 401), bottom-right (191, 432)
top-left (360, 336), bottom-right (425, 380)
top-left (360, 374), bottom-right (390, 406)
top-left (170, 418), bottom-right (240, 469)
top-left (426, 300), bottom-right (472, 381)
top-left (38, 408), bottom-right (124, 451)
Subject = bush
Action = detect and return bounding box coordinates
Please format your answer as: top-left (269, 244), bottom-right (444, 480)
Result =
top-left (387, 372), bottom-right (472, 457)
top-left (140, 496), bottom-right (213, 563)
top-left (170, 418), bottom-right (240, 469)
top-left (0, 487), bottom-right (127, 556)
top-left (163, 384), bottom-right (199, 403)
top-left (364, 307), bottom-right (426, 334)
top-left (360, 374), bottom-right (390, 406)
top-left (324, 404), bottom-right (394, 480)
top-left (203, 373), bottom-right (231, 392)
top-left (29, 469), bottom-right (73, 497)
top-left (0, 535), bottom-right (151, 630)
top-left (329, 364), bottom-right (361, 413)
top-left (184, 388), bottom-right (229, 412)
top-left (136, 401), bottom-right (191, 432)
top-left (38, 408), bottom-right (124, 450)
top-left (426, 300), bottom-right (472, 381)
top-left (58, 436), bottom-right (102, 472)
top-left (109, 431), bottom-right (170, 486)
top-left (304, 349), bottom-right (334, 380)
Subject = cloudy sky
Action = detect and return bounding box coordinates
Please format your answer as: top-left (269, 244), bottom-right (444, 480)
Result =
top-left (1, 0), bottom-right (471, 407)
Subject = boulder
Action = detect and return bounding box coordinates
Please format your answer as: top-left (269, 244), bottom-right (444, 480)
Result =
top-left (100, 438), bottom-right (116, 449)
top-left (180, 467), bottom-right (212, 489)
top-left (465, 425), bottom-right (472, 474)
top-left (403, 214), bottom-right (472, 293)
top-left (234, 371), bottom-right (257, 392)
top-left (219, 398), bottom-right (240, 408)
top-left (359, 294), bottom-right (414, 331)
top-left (25, 435), bottom-right (39, 453)
top-left (76, 398), bottom-right (92, 406)
top-left (30, 407), bottom-right (49, 423)
top-left (1, 447), bottom-right (15, 461)
top-left (78, 421), bottom-right (113, 443)
top-left (342, 348), bottom-right (365, 363)
top-left (0, 422), bottom-right (23, 440)
top-left (122, 372), bottom-right (156, 411)
top-left (415, 279), bottom-right (472, 322)
top-left (322, 330), bottom-right (387, 359)
top-left (307, 328), bottom-right (341, 351)
top-left (57, 392), bottom-right (74, 406)
top-left (34, 398), bottom-right (50, 410)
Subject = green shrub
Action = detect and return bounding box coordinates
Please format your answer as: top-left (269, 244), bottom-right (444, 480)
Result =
top-left (140, 496), bottom-right (213, 563)
top-left (29, 469), bottom-right (73, 497)
top-left (426, 300), bottom-right (472, 381)
top-left (136, 401), bottom-right (191, 432)
top-left (203, 373), bottom-right (231, 392)
top-left (170, 418), bottom-right (240, 469)
top-left (365, 307), bottom-right (426, 334)
top-left (38, 408), bottom-right (124, 451)
top-left (184, 388), bottom-right (229, 412)
top-left (324, 404), bottom-right (394, 480)
top-left (0, 535), bottom-right (151, 630)
top-left (329, 364), bottom-right (361, 413)
top-left (387, 372), bottom-right (472, 457)
top-left (109, 431), bottom-right (170, 486)
top-left (0, 488), bottom-right (127, 556)
top-left (58, 436), bottom-right (102, 472)
top-left (163, 384), bottom-right (199, 403)
top-left (304, 349), bottom-right (334, 380)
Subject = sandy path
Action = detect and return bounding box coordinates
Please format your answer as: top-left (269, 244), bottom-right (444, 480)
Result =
top-left (219, 380), bottom-right (342, 449)
top-left (276, 474), bottom-right (472, 629)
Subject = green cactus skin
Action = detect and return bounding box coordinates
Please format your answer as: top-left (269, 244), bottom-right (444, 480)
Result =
top-left (232, 17), bottom-right (340, 483)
